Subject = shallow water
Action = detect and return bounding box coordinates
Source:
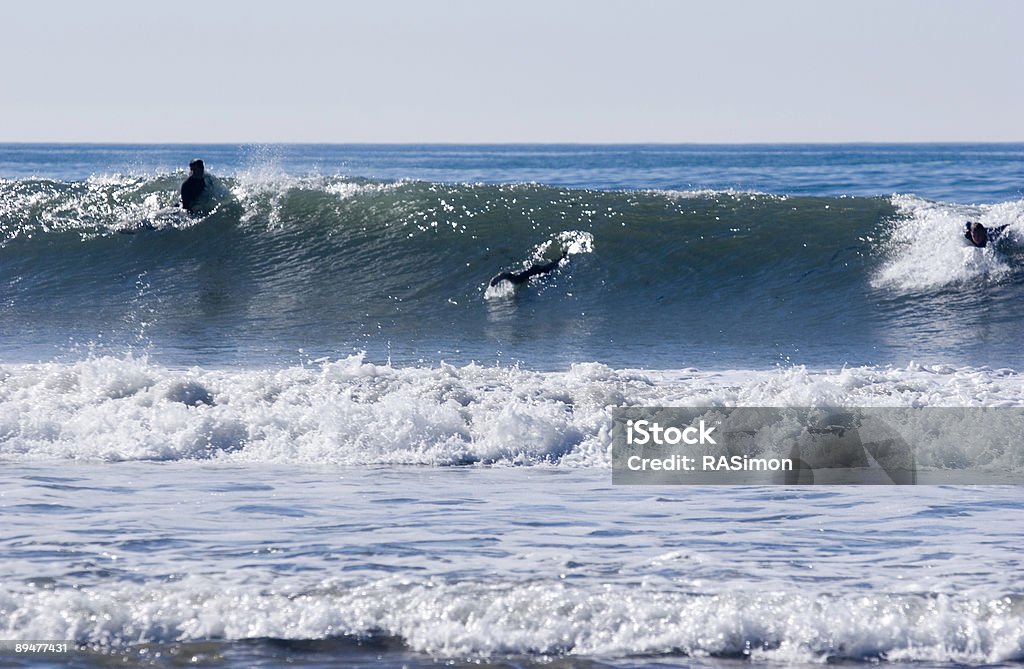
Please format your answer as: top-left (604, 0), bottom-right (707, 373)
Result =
top-left (2, 464), bottom-right (1023, 667)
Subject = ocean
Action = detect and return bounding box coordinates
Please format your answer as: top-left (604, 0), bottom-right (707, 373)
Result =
top-left (1, 144), bottom-right (1022, 667)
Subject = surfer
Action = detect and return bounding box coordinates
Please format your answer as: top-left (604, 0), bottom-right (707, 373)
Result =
top-left (489, 250), bottom-right (569, 288)
top-left (964, 221), bottom-right (1009, 248)
top-left (180, 159), bottom-right (208, 212)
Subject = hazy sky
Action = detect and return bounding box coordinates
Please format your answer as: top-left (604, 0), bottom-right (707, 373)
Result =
top-left (2, 0), bottom-right (1021, 143)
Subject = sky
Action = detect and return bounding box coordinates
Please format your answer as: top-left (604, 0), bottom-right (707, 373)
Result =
top-left (1, 0), bottom-right (1021, 143)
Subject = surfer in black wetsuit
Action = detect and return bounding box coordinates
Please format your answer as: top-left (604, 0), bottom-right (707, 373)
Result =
top-left (180, 159), bottom-right (207, 212)
top-left (965, 221), bottom-right (1010, 248)
top-left (489, 250), bottom-right (569, 287)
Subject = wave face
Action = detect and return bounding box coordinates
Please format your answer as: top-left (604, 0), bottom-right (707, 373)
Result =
top-left (2, 175), bottom-right (1024, 368)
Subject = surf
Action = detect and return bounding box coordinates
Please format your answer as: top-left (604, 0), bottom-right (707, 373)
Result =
top-left (2, 174), bottom-right (1023, 369)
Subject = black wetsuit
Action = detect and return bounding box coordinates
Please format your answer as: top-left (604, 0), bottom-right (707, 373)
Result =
top-left (180, 174), bottom-right (207, 212)
top-left (489, 252), bottom-right (568, 287)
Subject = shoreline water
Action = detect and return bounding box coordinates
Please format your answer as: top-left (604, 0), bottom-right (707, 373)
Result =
top-left (2, 464), bottom-right (1022, 667)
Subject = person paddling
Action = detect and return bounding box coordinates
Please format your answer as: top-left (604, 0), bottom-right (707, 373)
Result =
top-left (180, 159), bottom-right (209, 212)
top-left (964, 221), bottom-right (1009, 248)
top-left (489, 250), bottom-right (569, 287)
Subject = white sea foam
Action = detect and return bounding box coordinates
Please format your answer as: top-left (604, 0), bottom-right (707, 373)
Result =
top-left (1, 355), bottom-right (1022, 467)
top-left (873, 195), bottom-right (1023, 291)
top-left (553, 229), bottom-right (594, 256)
top-left (652, 187), bottom-right (784, 201)
top-left (483, 277), bottom-right (516, 299)
top-left (1, 578), bottom-right (1020, 662)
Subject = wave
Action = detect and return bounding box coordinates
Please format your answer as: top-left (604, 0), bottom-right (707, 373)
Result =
top-left (873, 194), bottom-right (1024, 291)
top-left (2, 355), bottom-right (1023, 468)
top-left (3, 577), bottom-right (1022, 663)
top-left (2, 175), bottom-right (1024, 368)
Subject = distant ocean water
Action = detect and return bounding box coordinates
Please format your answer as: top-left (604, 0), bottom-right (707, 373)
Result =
top-left (1, 144), bottom-right (1023, 668)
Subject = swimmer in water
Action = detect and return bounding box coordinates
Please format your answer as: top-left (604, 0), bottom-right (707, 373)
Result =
top-left (180, 159), bottom-right (208, 212)
top-left (489, 250), bottom-right (569, 287)
top-left (964, 221), bottom-right (1009, 248)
